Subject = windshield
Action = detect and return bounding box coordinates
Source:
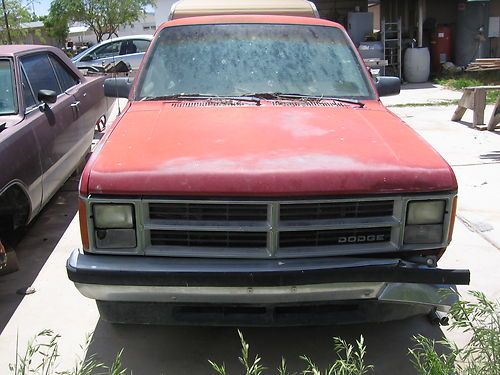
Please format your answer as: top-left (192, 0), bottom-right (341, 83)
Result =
top-left (0, 60), bottom-right (17, 115)
top-left (137, 24), bottom-right (374, 100)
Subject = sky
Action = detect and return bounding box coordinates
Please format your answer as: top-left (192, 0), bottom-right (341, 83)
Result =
top-left (27, 0), bottom-right (51, 16)
top-left (29, 0), bottom-right (155, 17)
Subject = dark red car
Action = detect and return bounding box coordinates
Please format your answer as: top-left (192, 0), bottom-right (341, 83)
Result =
top-left (0, 45), bottom-right (106, 246)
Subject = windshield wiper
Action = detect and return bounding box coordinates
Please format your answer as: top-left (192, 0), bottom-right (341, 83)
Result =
top-left (140, 94), bottom-right (218, 101)
top-left (241, 92), bottom-right (365, 107)
top-left (140, 94), bottom-right (261, 104)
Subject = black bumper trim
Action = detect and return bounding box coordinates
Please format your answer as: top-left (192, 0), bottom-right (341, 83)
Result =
top-left (67, 250), bottom-right (470, 287)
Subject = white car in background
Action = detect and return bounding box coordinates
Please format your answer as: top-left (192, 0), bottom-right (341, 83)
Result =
top-left (72, 35), bottom-right (153, 71)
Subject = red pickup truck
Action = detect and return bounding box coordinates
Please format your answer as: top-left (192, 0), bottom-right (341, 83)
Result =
top-left (67, 15), bottom-right (469, 325)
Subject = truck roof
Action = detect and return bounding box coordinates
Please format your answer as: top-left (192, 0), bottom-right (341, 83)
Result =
top-left (159, 14), bottom-right (342, 31)
top-left (168, 0), bottom-right (319, 20)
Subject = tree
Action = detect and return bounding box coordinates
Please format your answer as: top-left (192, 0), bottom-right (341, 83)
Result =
top-left (49, 0), bottom-right (155, 43)
top-left (43, 1), bottom-right (70, 45)
top-left (0, 0), bottom-right (32, 44)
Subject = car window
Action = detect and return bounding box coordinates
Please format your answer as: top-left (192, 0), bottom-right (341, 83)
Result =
top-left (49, 55), bottom-right (79, 92)
top-left (138, 24), bottom-right (374, 100)
top-left (21, 69), bottom-right (36, 110)
top-left (21, 53), bottom-right (61, 98)
top-left (133, 39), bottom-right (151, 53)
top-left (93, 41), bottom-right (122, 59)
top-left (0, 59), bottom-right (17, 115)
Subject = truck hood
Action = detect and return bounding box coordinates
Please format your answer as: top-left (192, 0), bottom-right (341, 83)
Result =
top-left (85, 101), bottom-right (456, 196)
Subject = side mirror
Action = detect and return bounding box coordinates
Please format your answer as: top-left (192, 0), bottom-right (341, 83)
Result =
top-left (104, 77), bottom-right (133, 98)
top-left (38, 89), bottom-right (57, 104)
top-left (375, 76), bottom-right (401, 97)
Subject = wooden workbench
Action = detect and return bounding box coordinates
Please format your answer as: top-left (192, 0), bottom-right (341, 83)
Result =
top-left (451, 85), bottom-right (500, 131)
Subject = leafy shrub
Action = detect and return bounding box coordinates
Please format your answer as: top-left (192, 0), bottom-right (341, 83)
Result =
top-left (409, 291), bottom-right (500, 375)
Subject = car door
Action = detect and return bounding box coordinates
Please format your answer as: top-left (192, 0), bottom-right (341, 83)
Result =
top-left (49, 54), bottom-right (98, 163)
top-left (89, 40), bottom-right (123, 68)
top-left (120, 38), bottom-right (152, 70)
top-left (20, 52), bottom-right (81, 205)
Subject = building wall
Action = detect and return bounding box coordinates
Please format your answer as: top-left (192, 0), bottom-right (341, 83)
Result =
top-left (369, 3), bottom-right (380, 31)
top-left (155, 0), bottom-right (178, 27)
top-left (491, 0), bottom-right (500, 57)
top-left (313, 0), bottom-right (368, 26)
top-left (117, 13), bottom-right (156, 37)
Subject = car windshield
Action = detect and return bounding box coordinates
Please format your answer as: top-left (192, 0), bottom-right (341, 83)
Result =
top-left (0, 60), bottom-right (17, 115)
top-left (137, 24), bottom-right (374, 100)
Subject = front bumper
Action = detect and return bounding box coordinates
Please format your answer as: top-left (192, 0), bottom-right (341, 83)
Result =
top-left (67, 249), bottom-right (469, 312)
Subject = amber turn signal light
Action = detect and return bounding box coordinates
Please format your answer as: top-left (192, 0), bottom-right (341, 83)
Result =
top-left (79, 198), bottom-right (90, 250)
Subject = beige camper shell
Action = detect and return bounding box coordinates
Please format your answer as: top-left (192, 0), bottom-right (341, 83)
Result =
top-left (168, 0), bottom-right (320, 20)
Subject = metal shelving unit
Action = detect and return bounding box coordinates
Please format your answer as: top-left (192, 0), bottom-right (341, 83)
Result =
top-left (382, 18), bottom-right (402, 78)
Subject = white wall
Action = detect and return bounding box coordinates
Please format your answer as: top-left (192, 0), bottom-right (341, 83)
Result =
top-left (67, 31), bottom-right (97, 45)
top-left (155, 0), bottom-right (178, 27)
top-left (118, 13), bottom-right (157, 37)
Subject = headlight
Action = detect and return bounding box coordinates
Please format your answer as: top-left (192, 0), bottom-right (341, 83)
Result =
top-left (93, 204), bottom-right (134, 229)
top-left (404, 200), bottom-right (446, 244)
top-left (92, 204), bottom-right (136, 249)
top-left (406, 200), bottom-right (446, 224)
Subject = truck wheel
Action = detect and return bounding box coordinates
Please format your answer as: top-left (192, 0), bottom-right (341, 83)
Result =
top-left (0, 186), bottom-right (30, 246)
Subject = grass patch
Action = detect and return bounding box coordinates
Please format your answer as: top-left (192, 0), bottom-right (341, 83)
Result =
top-left (388, 99), bottom-right (460, 108)
top-left (435, 70), bottom-right (500, 104)
top-left (8, 291), bottom-right (500, 375)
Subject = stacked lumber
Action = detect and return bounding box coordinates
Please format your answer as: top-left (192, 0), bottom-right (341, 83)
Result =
top-left (466, 58), bottom-right (500, 72)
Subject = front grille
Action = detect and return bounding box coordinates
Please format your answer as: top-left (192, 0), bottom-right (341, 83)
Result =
top-left (149, 202), bottom-right (268, 222)
top-left (150, 230), bottom-right (267, 248)
top-left (279, 227), bottom-right (392, 248)
top-left (144, 198), bottom-right (399, 257)
top-left (280, 201), bottom-right (394, 221)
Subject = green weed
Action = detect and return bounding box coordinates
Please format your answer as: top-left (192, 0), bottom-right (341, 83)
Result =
top-left (9, 330), bottom-right (127, 375)
top-left (409, 291), bottom-right (500, 375)
top-left (209, 330), bottom-right (373, 375)
top-left (435, 71), bottom-right (499, 104)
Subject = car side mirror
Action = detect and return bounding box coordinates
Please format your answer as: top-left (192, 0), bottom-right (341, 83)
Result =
top-left (104, 77), bottom-right (133, 98)
top-left (375, 76), bottom-right (401, 97)
top-left (38, 89), bottom-right (58, 105)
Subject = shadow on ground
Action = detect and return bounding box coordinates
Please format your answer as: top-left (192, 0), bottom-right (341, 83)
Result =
top-left (401, 82), bottom-right (437, 90)
top-left (0, 177), bottom-right (79, 332)
top-left (453, 120), bottom-right (500, 135)
top-left (87, 316), bottom-right (445, 375)
top-left (480, 151), bottom-right (500, 163)
top-left (0, 130), bottom-right (104, 333)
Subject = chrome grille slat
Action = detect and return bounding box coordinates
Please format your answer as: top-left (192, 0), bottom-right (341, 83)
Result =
top-left (143, 198), bottom-right (400, 257)
top-left (145, 223), bottom-right (271, 232)
top-left (280, 201), bottom-right (394, 221)
top-left (150, 230), bottom-right (267, 248)
top-left (149, 202), bottom-right (268, 222)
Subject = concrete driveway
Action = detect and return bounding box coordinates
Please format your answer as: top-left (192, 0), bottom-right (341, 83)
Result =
top-left (0, 85), bottom-right (498, 374)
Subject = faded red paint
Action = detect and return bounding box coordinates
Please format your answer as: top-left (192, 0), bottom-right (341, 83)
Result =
top-left (80, 15), bottom-right (457, 198)
top-left (81, 99), bottom-right (456, 196)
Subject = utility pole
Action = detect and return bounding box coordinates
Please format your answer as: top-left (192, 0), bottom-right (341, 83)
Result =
top-left (1, 0), bottom-right (12, 44)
